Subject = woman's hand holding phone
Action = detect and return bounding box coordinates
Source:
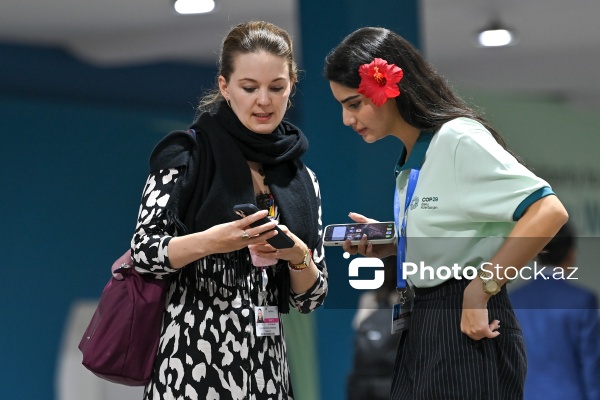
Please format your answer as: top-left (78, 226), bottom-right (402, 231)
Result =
top-left (248, 224), bottom-right (309, 267)
top-left (233, 204), bottom-right (310, 268)
top-left (233, 204), bottom-right (295, 249)
top-left (202, 210), bottom-right (280, 254)
top-left (343, 212), bottom-right (397, 259)
top-left (166, 209), bottom-right (281, 269)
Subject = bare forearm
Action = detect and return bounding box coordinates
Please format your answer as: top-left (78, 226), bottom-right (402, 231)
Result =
top-left (167, 232), bottom-right (213, 269)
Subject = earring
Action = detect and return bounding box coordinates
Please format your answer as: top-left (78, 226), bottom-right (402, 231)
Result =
top-left (225, 97), bottom-right (231, 108)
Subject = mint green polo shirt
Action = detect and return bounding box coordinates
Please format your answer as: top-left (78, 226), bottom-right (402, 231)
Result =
top-left (395, 117), bottom-right (553, 288)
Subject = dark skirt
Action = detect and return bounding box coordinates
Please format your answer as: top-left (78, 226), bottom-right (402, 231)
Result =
top-left (390, 278), bottom-right (526, 400)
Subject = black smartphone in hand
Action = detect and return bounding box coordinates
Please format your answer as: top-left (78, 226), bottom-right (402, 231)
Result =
top-left (233, 203), bottom-right (295, 249)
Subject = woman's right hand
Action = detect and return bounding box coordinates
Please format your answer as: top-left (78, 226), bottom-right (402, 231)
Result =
top-left (204, 209), bottom-right (280, 254)
top-left (342, 212), bottom-right (397, 259)
top-left (167, 210), bottom-right (280, 269)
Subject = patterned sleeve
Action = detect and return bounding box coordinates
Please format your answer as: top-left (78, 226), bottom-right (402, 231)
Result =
top-left (290, 167), bottom-right (329, 313)
top-left (130, 167), bottom-right (184, 277)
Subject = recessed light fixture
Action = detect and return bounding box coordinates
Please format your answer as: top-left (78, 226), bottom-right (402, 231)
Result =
top-left (174, 0), bottom-right (216, 15)
top-left (476, 20), bottom-right (518, 47)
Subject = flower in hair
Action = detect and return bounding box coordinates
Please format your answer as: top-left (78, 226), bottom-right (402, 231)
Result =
top-left (357, 58), bottom-right (404, 107)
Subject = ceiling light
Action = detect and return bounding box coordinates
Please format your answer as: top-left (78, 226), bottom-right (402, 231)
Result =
top-left (476, 20), bottom-right (518, 47)
top-left (174, 0), bottom-right (215, 14)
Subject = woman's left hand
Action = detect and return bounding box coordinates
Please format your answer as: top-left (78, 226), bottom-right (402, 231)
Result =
top-left (460, 280), bottom-right (501, 340)
top-left (248, 225), bottom-right (309, 266)
top-left (342, 212), bottom-right (397, 259)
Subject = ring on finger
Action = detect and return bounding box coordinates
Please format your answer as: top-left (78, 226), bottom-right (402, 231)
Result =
top-left (241, 230), bottom-right (251, 240)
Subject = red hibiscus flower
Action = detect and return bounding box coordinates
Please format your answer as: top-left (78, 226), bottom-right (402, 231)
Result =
top-left (357, 58), bottom-right (404, 107)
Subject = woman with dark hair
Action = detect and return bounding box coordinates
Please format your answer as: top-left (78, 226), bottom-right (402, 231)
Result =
top-left (325, 27), bottom-right (568, 399)
top-left (131, 21), bottom-right (328, 399)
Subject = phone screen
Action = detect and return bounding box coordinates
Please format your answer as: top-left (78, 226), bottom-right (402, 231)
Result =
top-left (324, 222), bottom-right (395, 243)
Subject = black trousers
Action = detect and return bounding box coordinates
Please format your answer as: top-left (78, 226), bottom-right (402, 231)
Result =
top-left (390, 279), bottom-right (526, 400)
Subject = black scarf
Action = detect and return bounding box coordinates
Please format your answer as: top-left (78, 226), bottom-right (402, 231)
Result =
top-left (149, 102), bottom-right (319, 313)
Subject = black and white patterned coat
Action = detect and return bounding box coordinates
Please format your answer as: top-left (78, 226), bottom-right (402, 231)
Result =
top-left (131, 166), bottom-right (328, 400)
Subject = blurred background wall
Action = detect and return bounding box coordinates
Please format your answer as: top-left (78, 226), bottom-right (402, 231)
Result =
top-left (1, 1), bottom-right (599, 399)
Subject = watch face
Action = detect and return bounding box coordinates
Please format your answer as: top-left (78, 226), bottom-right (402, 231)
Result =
top-left (485, 280), bottom-right (499, 293)
top-left (303, 250), bottom-right (311, 266)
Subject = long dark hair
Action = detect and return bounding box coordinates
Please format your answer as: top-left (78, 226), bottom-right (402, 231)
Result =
top-left (324, 27), bottom-right (511, 151)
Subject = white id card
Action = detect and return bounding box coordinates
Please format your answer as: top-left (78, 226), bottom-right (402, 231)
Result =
top-left (392, 300), bottom-right (412, 333)
top-left (254, 305), bottom-right (280, 337)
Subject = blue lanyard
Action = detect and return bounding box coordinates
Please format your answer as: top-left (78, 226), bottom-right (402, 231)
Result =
top-left (394, 169), bottom-right (420, 289)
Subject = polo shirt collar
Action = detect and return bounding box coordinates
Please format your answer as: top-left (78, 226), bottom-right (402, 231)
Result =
top-left (394, 131), bottom-right (435, 176)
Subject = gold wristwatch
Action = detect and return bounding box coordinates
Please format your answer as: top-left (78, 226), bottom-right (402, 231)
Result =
top-left (289, 249), bottom-right (312, 271)
top-left (478, 269), bottom-right (501, 295)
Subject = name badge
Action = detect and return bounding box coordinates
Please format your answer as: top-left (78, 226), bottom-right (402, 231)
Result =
top-left (254, 305), bottom-right (280, 337)
top-left (392, 300), bottom-right (412, 334)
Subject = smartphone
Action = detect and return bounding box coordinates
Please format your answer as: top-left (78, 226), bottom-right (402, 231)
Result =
top-left (233, 203), bottom-right (295, 249)
top-left (323, 222), bottom-right (396, 246)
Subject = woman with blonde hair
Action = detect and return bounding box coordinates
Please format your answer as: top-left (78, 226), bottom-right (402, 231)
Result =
top-left (132, 21), bottom-right (327, 399)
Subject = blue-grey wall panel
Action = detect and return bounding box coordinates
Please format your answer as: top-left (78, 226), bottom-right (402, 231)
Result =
top-left (296, 2), bottom-right (421, 398)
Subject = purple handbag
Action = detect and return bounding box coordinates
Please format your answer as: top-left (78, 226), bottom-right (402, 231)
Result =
top-left (78, 250), bottom-right (168, 386)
